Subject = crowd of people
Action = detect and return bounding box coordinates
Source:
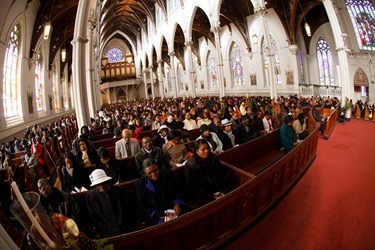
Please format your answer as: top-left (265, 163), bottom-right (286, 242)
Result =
top-left (1, 94), bottom-right (347, 239)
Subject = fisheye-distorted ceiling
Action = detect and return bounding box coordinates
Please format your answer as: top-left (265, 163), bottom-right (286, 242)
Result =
top-left (29, 0), bottom-right (325, 72)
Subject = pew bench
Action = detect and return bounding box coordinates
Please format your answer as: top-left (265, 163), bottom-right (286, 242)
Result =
top-left (218, 130), bottom-right (286, 175)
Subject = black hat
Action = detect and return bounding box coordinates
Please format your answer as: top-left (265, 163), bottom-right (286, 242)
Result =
top-left (200, 124), bottom-right (210, 133)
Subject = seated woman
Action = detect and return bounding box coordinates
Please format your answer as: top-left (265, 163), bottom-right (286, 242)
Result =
top-left (197, 124), bottom-right (223, 154)
top-left (135, 158), bottom-right (184, 226)
top-left (76, 137), bottom-right (98, 167)
top-left (292, 113), bottom-right (309, 140)
top-left (96, 147), bottom-right (130, 184)
top-left (184, 139), bottom-right (229, 206)
top-left (280, 115), bottom-right (299, 152)
top-left (162, 130), bottom-right (188, 168)
top-left (59, 152), bottom-right (90, 193)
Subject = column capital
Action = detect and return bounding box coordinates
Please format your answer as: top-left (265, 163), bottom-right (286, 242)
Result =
top-left (210, 26), bottom-right (221, 35)
top-left (168, 51), bottom-right (175, 57)
top-left (143, 69), bottom-right (149, 74)
top-left (148, 66), bottom-right (154, 69)
top-left (71, 36), bottom-right (89, 45)
top-left (185, 40), bottom-right (194, 47)
top-left (157, 59), bottom-right (163, 64)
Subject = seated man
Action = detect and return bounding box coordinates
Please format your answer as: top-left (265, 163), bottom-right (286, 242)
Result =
top-left (115, 128), bottom-right (141, 159)
top-left (22, 147), bottom-right (39, 183)
top-left (135, 158), bottom-right (184, 226)
top-left (37, 178), bottom-right (80, 221)
top-left (86, 169), bottom-right (133, 237)
top-left (135, 136), bottom-right (170, 176)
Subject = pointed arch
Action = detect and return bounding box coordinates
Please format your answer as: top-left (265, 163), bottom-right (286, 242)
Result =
top-left (353, 68), bottom-right (369, 87)
top-left (229, 42), bottom-right (245, 87)
top-left (316, 37), bottom-right (335, 86)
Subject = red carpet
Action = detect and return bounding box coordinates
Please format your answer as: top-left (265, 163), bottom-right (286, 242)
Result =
top-left (224, 119), bottom-right (375, 250)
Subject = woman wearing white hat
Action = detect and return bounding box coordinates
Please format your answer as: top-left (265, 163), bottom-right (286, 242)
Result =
top-left (86, 169), bottom-right (132, 237)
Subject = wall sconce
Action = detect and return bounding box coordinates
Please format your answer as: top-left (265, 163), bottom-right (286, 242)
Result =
top-left (252, 34), bottom-right (258, 44)
top-left (43, 21), bottom-right (51, 40)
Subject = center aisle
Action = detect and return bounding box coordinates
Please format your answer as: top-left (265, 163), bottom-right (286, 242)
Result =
top-left (223, 119), bottom-right (375, 250)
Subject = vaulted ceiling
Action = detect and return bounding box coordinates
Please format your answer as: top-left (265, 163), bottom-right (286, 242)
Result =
top-left (29, 0), bottom-right (327, 71)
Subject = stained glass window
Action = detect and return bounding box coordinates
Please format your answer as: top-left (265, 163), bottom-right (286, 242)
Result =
top-left (53, 69), bottom-right (59, 110)
top-left (230, 42), bottom-right (244, 86)
top-left (192, 55), bottom-right (198, 90)
top-left (3, 22), bottom-right (21, 118)
top-left (166, 67), bottom-right (172, 93)
top-left (106, 48), bottom-right (124, 63)
top-left (298, 46), bottom-right (305, 84)
top-left (317, 37), bottom-right (335, 85)
top-left (167, 0), bottom-right (179, 13)
top-left (207, 51), bottom-right (217, 89)
top-left (177, 63), bottom-right (184, 91)
top-left (262, 35), bottom-right (282, 85)
top-left (35, 53), bottom-right (44, 112)
top-left (346, 0), bottom-right (375, 51)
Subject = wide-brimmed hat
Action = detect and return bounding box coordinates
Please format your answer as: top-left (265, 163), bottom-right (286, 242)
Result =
top-left (158, 125), bottom-right (170, 133)
top-left (90, 169), bottom-right (112, 186)
top-left (221, 119), bottom-right (232, 126)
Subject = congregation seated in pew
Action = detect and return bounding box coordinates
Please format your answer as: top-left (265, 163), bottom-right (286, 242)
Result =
top-left (135, 158), bottom-right (185, 226)
top-left (115, 128), bottom-right (141, 159)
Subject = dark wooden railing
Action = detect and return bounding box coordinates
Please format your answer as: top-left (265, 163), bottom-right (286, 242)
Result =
top-left (319, 108), bottom-right (339, 140)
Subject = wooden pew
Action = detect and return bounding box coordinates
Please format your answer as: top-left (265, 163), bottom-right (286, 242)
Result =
top-left (319, 108), bottom-right (339, 140)
top-left (218, 130), bottom-right (286, 175)
top-left (72, 162), bottom-right (253, 239)
top-left (364, 106), bottom-right (370, 120)
top-left (94, 133), bottom-right (114, 141)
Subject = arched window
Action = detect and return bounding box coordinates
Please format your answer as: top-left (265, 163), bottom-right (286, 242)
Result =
top-left (346, 0), bottom-right (375, 51)
top-left (166, 67), bottom-right (172, 93)
top-left (316, 37), bottom-right (335, 85)
top-left (106, 48), bottom-right (124, 63)
top-left (207, 51), bottom-right (218, 89)
top-left (62, 79), bottom-right (68, 110)
top-left (192, 55), bottom-right (199, 90)
top-left (3, 22), bottom-right (21, 118)
top-left (229, 42), bottom-right (245, 86)
top-left (262, 35), bottom-right (282, 85)
top-left (52, 68), bottom-right (59, 111)
top-left (35, 53), bottom-right (45, 112)
top-left (177, 62), bottom-right (184, 91)
top-left (167, 0), bottom-right (180, 13)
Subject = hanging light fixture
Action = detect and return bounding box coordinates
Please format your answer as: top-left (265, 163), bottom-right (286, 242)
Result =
top-left (43, 0), bottom-right (55, 40)
top-left (298, 0), bottom-right (311, 37)
top-left (61, 17), bottom-right (68, 62)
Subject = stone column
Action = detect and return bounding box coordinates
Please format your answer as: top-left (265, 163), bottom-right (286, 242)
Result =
top-left (157, 60), bottom-right (165, 99)
top-left (86, 20), bottom-right (97, 117)
top-left (320, 0), bottom-right (350, 102)
top-left (169, 51), bottom-right (177, 99)
top-left (185, 40), bottom-right (196, 98)
top-left (149, 66), bottom-right (155, 99)
top-left (255, 5), bottom-right (277, 99)
top-left (143, 69), bottom-right (148, 99)
top-left (211, 25), bottom-right (225, 98)
top-left (71, 0), bottom-right (91, 128)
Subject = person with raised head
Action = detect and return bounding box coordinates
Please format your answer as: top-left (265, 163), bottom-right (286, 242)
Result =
top-left (115, 128), bottom-right (141, 159)
top-left (152, 125), bottom-right (170, 149)
top-left (162, 129), bottom-right (188, 168)
top-left (86, 169), bottom-right (132, 237)
top-left (220, 118), bottom-right (238, 150)
top-left (22, 146), bottom-right (39, 183)
top-left (183, 112), bottom-right (198, 131)
top-left (184, 139), bottom-right (229, 206)
top-left (135, 158), bottom-right (183, 226)
top-left (197, 124), bottom-right (223, 155)
top-left (162, 113), bottom-right (176, 129)
top-left (76, 137), bottom-right (98, 167)
top-left (151, 114), bottom-right (162, 130)
top-left (37, 178), bottom-right (80, 221)
top-left (135, 136), bottom-right (170, 176)
top-left (59, 152), bottom-right (90, 193)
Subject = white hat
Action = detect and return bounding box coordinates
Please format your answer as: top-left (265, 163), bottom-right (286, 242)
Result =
top-left (158, 125), bottom-right (170, 133)
top-left (221, 118), bottom-right (232, 126)
top-left (89, 169), bottom-right (112, 186)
